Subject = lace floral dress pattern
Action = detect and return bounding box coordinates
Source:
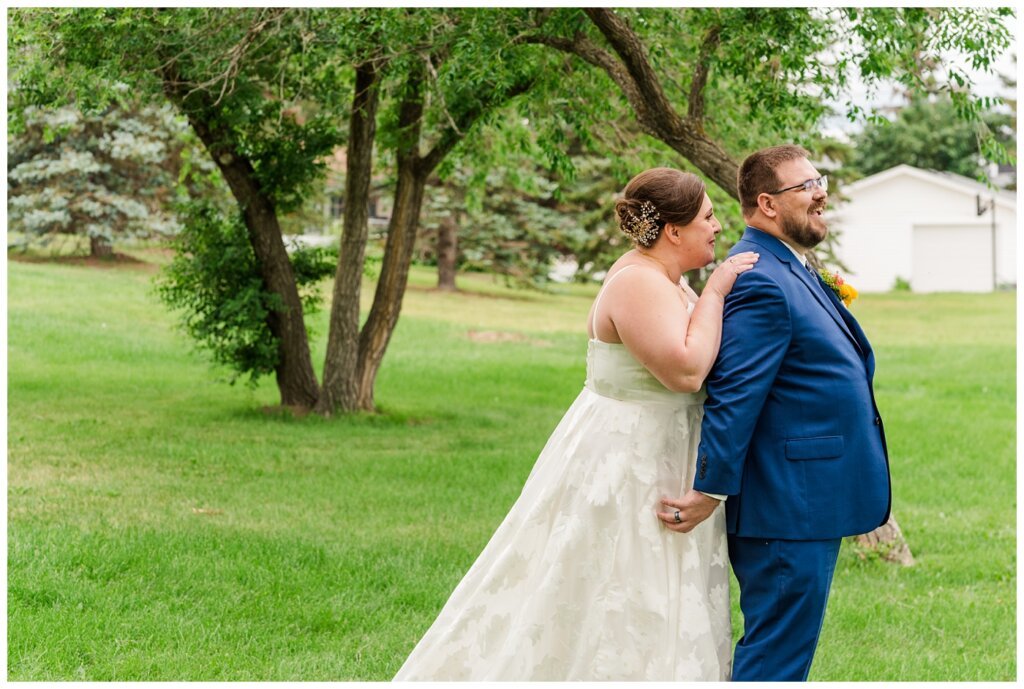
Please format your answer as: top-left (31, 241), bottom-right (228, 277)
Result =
top-left (395, 302), bottom-right (731, 681)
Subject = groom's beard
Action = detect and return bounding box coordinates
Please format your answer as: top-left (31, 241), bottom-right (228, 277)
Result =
top-left (780, 207), bottom-right (827, 250)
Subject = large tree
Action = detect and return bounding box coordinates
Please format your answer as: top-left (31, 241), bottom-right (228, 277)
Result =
top-left (10, 7), bottom-right (350, 407)
top-left (9, 8), bottom-right (547, 413)
top-left (314, 10), bottom-right (542, 412)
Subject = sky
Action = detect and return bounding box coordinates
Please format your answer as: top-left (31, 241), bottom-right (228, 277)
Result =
top-left (821, 29), bottom-right (1019, 140)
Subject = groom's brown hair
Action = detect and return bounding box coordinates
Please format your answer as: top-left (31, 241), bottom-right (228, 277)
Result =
top-left (738, 145), bottom-right (810, 215)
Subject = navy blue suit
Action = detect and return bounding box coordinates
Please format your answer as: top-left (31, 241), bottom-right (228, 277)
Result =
top-left (693, 227), bottom-right (891, 680)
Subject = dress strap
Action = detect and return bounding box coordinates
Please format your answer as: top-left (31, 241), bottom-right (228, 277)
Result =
top-left (590, 264), bottom-right (639, 341)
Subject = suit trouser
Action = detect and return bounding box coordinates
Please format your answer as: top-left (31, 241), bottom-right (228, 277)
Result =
top-left (728, 536), bottom-right (842, 681)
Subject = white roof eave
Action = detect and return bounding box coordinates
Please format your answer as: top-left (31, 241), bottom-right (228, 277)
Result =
top-left (842, 164), bottom-right (1016, 210)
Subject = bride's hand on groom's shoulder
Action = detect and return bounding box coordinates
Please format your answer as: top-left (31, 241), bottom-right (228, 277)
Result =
top-left (705, 251), bottom-right (759, 299)
top-left (657, 491), bottom-right (721, 533)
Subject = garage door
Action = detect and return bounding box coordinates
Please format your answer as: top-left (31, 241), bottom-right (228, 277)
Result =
top-left (912, 223), bottom-right (993, 293)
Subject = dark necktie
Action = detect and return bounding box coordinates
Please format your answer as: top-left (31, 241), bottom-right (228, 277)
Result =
top-left (806, 262), bottom-right (833, 298)
top-left (806, 262), bottom-right (834, 302)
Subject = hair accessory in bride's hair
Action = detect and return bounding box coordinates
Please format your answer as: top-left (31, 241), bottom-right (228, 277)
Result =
top-left (622, 199), bottom-right (661, 247)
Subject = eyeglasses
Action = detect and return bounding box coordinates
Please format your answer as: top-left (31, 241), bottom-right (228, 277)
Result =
top-left (768, 175), bottom-right (828, 195)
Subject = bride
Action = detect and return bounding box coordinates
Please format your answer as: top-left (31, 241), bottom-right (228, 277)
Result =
top-left (394, 167), bottom-right (758, 681)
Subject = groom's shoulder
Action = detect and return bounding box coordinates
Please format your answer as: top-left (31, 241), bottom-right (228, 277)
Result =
top-left (731, 234), bottom-right (778, 259)
top-left (731, 239), bottom-right (786, 276)
top-left (727, 257), bottom-right (786, 303)
top-left (728, 230), bottom-right (790, 288)
top-left (731, 238), bottom-right (764, 256)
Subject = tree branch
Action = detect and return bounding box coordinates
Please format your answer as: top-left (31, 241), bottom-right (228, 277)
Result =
top-left (519, 32), bottom-right (644, 116)
top-left (687, 23), bottom-right (721, 127)
top-left (582, 9), bottom-right (684, 135)
top-left (419, 75), bottom-right (536, 176)
top-left (522, 9), bottom-right (740, 197)
top-left (422, 48), bottom-right (463, 139)
top-left (181, 8), bottom-right (289, 106)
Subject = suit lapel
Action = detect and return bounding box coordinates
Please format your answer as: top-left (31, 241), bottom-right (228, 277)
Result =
top-left (793, 262), bottom-right (865, 357)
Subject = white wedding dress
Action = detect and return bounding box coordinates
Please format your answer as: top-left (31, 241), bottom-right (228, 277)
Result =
top-left (394, 268), bottom-right (731, 681)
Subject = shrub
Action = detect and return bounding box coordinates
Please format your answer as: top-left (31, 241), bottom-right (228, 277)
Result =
top-left (156, 200), bottom-right (335, 384)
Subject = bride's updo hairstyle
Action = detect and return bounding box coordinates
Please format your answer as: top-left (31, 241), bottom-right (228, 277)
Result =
top-left (615, 168), bottom-right (707, 248)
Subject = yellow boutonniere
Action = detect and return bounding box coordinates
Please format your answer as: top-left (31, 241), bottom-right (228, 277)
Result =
top-left (818, 270), bottom-right (858, 307)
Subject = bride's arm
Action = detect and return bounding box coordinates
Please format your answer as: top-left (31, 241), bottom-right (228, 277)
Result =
top-left (608, 253), bottom-right (758, 392)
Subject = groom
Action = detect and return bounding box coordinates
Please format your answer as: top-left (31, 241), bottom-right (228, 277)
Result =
top-left (660, 145), bottom-right (891, 681)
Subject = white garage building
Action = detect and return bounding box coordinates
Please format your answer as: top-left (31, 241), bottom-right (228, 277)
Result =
top-left (827, 164), bottom-right (1016, 292)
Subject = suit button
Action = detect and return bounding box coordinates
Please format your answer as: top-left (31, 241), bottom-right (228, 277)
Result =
top-left (699, 469), bottom-right (707, 479)
top-left (874, 416), bottom-right (881, 425)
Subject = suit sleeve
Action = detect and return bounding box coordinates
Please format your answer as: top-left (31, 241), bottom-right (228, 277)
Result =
top-left (692, 269), bottom-right (791, 495)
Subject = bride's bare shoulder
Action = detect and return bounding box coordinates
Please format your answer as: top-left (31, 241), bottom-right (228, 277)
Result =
top-left (602, 253), bottom-right (638, 278)
top-left (603, 256), bottom-right (666, 286)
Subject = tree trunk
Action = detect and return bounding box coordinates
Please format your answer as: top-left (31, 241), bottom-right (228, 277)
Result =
top-left (161, 64), bottom-right (319, 409)
top-left (222, 158), bottom-right (320, 409)
top-left (182, 114), bottom-right (320, 409)
top-left (351, 62), bottom-right (430, 412)
top-left (89, 236), bottom-right (113, 258)
top-left (853, 514), bottom-right (915, 566)
top-left (355, 157), bottom-right (428, 411)
top-left (436, 209), bottom-right (459, 291)
top-left (317, 58), bottom-right (383, 415)
top-left (340, 53), bottom-right (534, 412)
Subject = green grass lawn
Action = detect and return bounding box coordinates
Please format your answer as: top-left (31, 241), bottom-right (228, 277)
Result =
top-left (7, 256), bottom-right (1016, 680)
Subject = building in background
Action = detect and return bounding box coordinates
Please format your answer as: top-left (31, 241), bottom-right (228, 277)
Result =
top-left (828, 165), bottom-right (1017, 293)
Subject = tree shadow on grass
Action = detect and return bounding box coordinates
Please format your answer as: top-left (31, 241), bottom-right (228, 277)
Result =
top-left (227, 403), bottom-right (452, 429)
top-left (8, 249), bottom-right (161, 271)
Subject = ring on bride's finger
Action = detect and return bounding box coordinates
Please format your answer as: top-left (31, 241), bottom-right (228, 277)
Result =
top-left (673, 510), bottom-right (682, 524)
